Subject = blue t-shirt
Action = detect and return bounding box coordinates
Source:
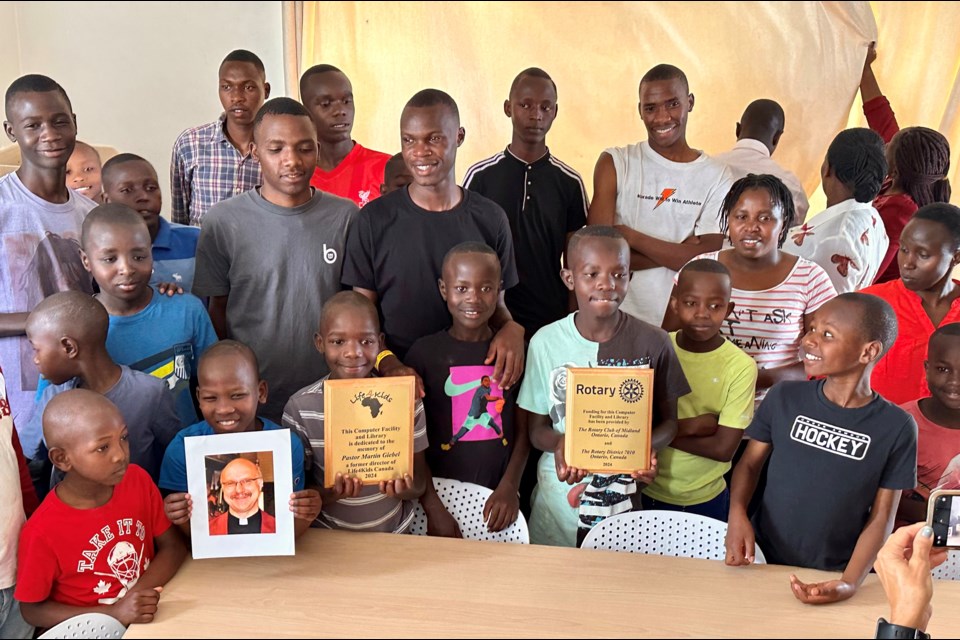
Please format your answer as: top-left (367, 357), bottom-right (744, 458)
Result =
top-left (158, 418), bottom-right (305, 492)
top-left (150, 217), bottom-right (200, 294)
top-left (106, 288), bottom-right (218, 427)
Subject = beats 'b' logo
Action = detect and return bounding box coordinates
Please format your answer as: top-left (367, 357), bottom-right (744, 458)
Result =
top-left (323, 244), bottom-right (338, 265)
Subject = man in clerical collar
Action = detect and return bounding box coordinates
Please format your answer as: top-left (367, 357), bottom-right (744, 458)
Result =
top-left (209, 457), bottom-right (276, 535)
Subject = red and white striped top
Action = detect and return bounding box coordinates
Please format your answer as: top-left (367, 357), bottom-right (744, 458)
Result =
top-left (684, 250), bottom-right (837, 399)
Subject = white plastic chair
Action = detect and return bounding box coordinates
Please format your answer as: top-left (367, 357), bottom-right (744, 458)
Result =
top-left (580, 510), bottom-right (767, 564)
top-left (409, 477), bottom-right (529, 543)
top-left (932, 550), bottom-right (960, 581)
top-left (38, 612), bottom-right (126, 639)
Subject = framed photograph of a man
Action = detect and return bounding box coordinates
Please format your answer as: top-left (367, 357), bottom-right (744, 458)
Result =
top-left (185, 430), bottom-right (295, 559)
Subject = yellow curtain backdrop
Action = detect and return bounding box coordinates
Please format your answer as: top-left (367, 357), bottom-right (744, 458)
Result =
top-left (300, 1), bottom-right (960, 212)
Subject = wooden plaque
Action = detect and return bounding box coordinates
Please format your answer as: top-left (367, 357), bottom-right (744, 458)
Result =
top-left (564, 367), bottom-right (653, 474)
top-left (322, 376), bottom-right (416, 488)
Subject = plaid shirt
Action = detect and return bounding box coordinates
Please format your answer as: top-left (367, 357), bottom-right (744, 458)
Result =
top-left (169, 114), bottom-right (261, 226)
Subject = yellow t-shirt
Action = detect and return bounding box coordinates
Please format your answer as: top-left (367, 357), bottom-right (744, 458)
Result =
top-left (643, 333), bottom-right (758, 506)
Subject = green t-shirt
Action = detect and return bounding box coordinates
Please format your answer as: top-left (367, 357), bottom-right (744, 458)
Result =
top-left (644, 332), bottom-right (757, 506)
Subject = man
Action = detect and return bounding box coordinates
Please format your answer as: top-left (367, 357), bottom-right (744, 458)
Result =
top-left (587, 64), bottom-right (732, 326)
top-left (209, 457), bottom-right (275, 535)
top-left (713, 99), bottom-right (809, 223)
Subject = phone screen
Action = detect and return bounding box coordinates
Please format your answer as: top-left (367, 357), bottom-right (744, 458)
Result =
top-left (931, 493), bottom-right (960, 548)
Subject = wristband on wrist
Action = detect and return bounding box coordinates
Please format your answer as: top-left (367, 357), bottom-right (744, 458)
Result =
top-left (875, 618), bottom-right (930, 639)
top-left (375, 350), bottom-right (395, 372)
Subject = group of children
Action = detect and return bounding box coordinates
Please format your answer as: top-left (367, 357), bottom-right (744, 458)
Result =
top-left (0, 42), bottom-right (958, 635)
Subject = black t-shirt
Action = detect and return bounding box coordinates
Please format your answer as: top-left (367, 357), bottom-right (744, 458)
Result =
top-left (342, 187), bottom-right (519, 358)
top-left (464, 149), bottom-right (588, 336)
top-left (746, 380), bottom-right (918, 571)
top-left (406, 330), bottom-right (515, 490)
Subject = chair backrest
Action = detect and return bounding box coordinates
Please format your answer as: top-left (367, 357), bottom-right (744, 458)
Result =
top-left (409, 477), bottom-right (529, 543)
top-left (38, 612), bottom-right (126, 639)
top-left (932, 549), bottom-right (960, 581)
top-left (581, 510), bottom-right (766, 564)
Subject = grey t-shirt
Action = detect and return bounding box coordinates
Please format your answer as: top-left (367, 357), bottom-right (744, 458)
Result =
top-left (193, 188), bottom-right (358, 421)
top-left (747, 380), bottom-right (917, 571)
top-left (38, 365), bottom-right (181, 483)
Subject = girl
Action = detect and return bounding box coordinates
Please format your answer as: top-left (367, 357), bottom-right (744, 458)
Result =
top-left (663, 174), bottom-right (836, 400)
top-left (783, 128), bottom-right (889, 294)
top-left (860, 44), bottom-right (952, 283)
top-left (863, 203), bottom-right (960, 404)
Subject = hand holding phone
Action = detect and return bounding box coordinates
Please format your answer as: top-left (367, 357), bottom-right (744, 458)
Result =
top-left (926, 489), bottom-right (960, 548)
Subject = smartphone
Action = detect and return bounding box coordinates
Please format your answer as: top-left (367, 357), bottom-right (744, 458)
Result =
top-left (927, 489), bottom-right (960, 548)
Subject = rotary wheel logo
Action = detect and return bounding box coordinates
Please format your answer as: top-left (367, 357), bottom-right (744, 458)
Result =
top-left (619, 379), bottom-right (643, 403)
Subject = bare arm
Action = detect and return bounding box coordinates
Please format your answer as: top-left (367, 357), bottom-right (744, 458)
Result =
top-left (485, 291), bottom-right (525, 390)
top-left (616, 227), bottom-right (724, 272)
top-left (842, 488), bottom-right (901, 588)
top-left (859, 42), bottom-right (881, 103)
top-left (896, 491), bottom-right (929, 525)
top-left (670, 425), bottom-right (744, 463)
top-left (725, 439), bottom-right (772, 565)
top-left (586, 152), bottom-right (618, 227)
top-left (207, 295), bottom-right (229, 340)
top-left (526, 408), bottom-right (561, 454)
top-left (756, 312), bottom-right (813, 389)
top-left (0, 312), bottom-right (29, 338)
top-left (132, 527), bottom-right (188, 591)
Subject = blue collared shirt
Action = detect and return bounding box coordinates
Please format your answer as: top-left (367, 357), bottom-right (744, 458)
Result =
top-left (150, 217), bottom-right (200, 293)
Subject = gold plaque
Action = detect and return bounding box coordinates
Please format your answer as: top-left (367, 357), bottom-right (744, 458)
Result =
top-left (564, 368), bottom-right (653, 473)
top-left (322, 376), bottom-right (416, 487)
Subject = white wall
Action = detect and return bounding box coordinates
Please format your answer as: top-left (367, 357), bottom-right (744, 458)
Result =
top-left (6, 1), bottom-right (284, 212)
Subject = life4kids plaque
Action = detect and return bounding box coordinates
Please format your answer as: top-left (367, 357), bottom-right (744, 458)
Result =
top-left (564, 368), bottom-right (653, 473)
top-left (323, 376), bottom-right (415, 487)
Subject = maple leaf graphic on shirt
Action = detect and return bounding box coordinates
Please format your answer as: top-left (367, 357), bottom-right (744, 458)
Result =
top-left (93, 580), bottom-right (112, 595)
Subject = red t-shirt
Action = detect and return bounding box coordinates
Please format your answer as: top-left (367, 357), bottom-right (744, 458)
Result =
top-left (15, 465), bottom-right (170, 607)
top-left (900, 400), bottom-right (960, 499)
top-left (309, 142), bottom-right (390, 207)
top-left (863, 279), bottom-right (960, 404)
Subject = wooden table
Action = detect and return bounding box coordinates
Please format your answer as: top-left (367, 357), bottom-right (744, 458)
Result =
top-left (125, 529), bottom-right (960, 638)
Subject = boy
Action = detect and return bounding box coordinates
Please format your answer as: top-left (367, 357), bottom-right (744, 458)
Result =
top-left (102, 153), bottom-right (200, 293)
top-left (406, 243), bottom-right (530, 532)
top-left (896, 323), bottom-right (960, 526)
top-left (463, 67), bottom-right (588, 338)
top-left (16, 390), bottom-right (187, 629)
top-left (518, 226), bottom-right (690, 547)
top-left (283, 292), bottom-right (429, 533)
top-left (642, 260), bottom-right (757, 520)
top-left (726, 293), bottom-right (918, 605)
top-left (1, 366), bottom-right (33, 639)
top-left (65, 141), bottom-right (103, 202)
top-left (193, 98), bottom-right (357, 423)
top-left (342, 89), bottom-right (524, 391)
top-left (380, 153), bottom-right (412, 196)
top-left (1, 74), bottom-right (98, 442)
top-left (159, 341), bottom-right (319, 538)
top-left (171, 49), bottom-right (270, 226)
top-left (24, 292), bottom-right (180, 484)
top-left (300, 65), bottom-right (391, 207)
top-left (587, 64), bottom-right (733, 326)
top-left (80, 204), bottom-right (217, 428)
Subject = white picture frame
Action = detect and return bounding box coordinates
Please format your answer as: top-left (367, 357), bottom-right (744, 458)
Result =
top-left (185, 429), bottom-right (295, 559)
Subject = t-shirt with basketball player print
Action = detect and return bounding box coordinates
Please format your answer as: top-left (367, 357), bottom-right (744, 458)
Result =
top-left (309, 142), bottom-right (391, 208)
top-left (15, 464), bottom-right (170, 608)
top-left (746, 380), bottom-right (917, 571)
top-left (605, 141), bottom-right (733, 325)
top-left (518, 311), bottom-right (690, 547)
top-left (406, 331), bottom-right (516, 490)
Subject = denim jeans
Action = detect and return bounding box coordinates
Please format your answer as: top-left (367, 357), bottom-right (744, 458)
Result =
top-left (0, 585), bottom-right (34, 639)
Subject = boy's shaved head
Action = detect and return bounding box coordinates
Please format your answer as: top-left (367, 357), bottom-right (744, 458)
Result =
top-left (80, 203), bottom-right (149, 249)
top-left (404, 89), bottom-right (460, 124)
top-left (441, 241), bottom-right (500, 275)
top-left (199, 340), bottom-right (259, 378)
top-left (27, 290), bottom-right (108, 345)
top-left (4, 73), bottom-right (72, 119)
top-left (677, 258), bottom-right (731, 290)
top-left (221, 49), bottom-right (266, 78)
top-left (835, 292), bottom-right (899, 356)
top-left (509, 67), bottom-right (557, 97)
top-left (567, 225), bottom-right (627, 265)
top-left (43, 388), bottom-right (119, 450)
top-left (640, 64), bottom-right (689, 94)
top-left (101, 153), bottom-right (153, 187)
top-left (73, 141), bottom-right (101, 161)
top-left (319, 291), bottom-right (380, 333)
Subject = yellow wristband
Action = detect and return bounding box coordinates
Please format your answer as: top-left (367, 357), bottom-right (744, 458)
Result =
top-left (375, 350), bottom-right (395, 371)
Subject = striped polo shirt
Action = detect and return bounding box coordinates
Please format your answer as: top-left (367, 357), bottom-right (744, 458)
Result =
top-left (282, 375), bottom-right (429, 533)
